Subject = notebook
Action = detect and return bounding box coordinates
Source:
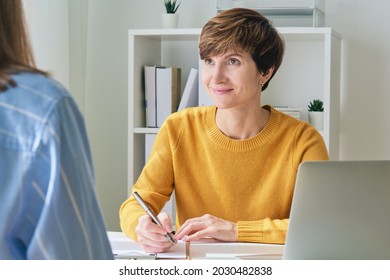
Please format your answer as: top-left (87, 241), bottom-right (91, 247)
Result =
top-left (283, 160), bottom-right (390, 260)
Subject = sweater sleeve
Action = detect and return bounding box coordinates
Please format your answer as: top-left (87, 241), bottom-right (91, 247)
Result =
top-left (237, 219), bottom-right (289, 244)
top-left (120, 123), bottom-right (176, 241)
top-left (293, 122), bottom-right (330, 164)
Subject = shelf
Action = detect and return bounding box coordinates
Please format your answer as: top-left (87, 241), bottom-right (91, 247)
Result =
top-left (216, 1), bottom-right (325, 27)
top-left (217, 7), bottom-right (322, 16)
top-left (134, 127), bottom-right (159, 134)
top-left (128, 29), bottom-right (201, 40)
top-left (216, 0), bottom-right (325, 11)
top-left (277, 27), bottom-right (341, 38)
top-left (129, 27), bottom-right (338, 36)
top-left (129, 27), bottom-right (341, 41)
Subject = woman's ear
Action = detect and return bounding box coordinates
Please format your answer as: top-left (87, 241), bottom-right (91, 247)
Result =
top-left (261, 67), bottom-right (275, 84)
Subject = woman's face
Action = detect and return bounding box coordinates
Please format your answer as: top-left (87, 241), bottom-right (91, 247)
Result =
top-left (201, 50), bottom-right (263, 110)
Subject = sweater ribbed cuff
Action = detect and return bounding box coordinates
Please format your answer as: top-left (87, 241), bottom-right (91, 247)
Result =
top-left (237, 221), bottom-right (264, 243)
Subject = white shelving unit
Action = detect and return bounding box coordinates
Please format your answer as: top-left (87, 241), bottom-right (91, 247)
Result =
top-left (128, 27), bottom-right (341, 194)
top-left (216, 0), bottom-right (325, 27)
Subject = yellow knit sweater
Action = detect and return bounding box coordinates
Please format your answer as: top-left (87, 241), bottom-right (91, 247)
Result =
top-left (120, 105), bottom-right (329, 244)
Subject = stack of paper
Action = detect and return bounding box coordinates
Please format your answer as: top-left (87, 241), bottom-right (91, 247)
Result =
top-left (144, 65), bottom-right (181, 128)
top-left (156, 67), bottom-right (181, 127)
top-left (273, 106), bottom-right (302, 120)
top-left (177, 68), bottom-right (199, 111)
top-left (108, 231), bottom-right (187, 260)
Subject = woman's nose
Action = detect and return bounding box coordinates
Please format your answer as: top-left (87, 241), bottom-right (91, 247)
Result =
top-left (211, 64), bottom-right (227, 83)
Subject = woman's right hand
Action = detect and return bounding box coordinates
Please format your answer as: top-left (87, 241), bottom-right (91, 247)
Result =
top-left (135, 212), bottom-right (176, 253)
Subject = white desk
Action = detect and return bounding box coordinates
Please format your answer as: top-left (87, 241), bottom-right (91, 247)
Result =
top-left (108, 231), bottom-right (284, 260)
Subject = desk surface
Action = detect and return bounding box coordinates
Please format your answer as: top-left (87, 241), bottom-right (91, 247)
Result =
top-left (108, 231), bottom-right (284, 260)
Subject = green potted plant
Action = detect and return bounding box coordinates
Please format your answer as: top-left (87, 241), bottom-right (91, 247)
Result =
top-left (308, 99), bottom-right (324, 131)
top-left (308, 99), bottom-right (324, 112)
top-left (164, 0), bottom-right (181, 13)
top-left (162, 0), bottom-right (181, 28)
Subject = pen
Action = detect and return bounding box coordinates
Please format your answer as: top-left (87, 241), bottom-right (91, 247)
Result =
top-left (133, 191), bottom-right (177, 244)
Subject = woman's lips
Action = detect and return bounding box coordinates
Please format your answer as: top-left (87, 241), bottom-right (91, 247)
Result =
top-left (212, 88), bottom-right (232, 95)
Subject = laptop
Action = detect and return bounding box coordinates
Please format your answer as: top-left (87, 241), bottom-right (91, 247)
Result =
top-left (283, 160), bottom-right (390, 260)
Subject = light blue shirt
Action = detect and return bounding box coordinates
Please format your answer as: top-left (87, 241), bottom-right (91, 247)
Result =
top-left (0, 72), bottom-right (113, 259)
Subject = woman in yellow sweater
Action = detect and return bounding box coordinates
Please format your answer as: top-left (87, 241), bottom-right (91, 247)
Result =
top-left (120, 8), bottom-right (329, 253)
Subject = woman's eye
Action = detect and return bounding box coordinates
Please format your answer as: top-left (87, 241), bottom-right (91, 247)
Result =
top-left (228, 58), bottom-right (240, 65)
top-left (204, 58), bottom-right (213, 65)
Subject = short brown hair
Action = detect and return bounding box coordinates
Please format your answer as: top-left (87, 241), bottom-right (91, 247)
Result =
top-left (199, 8), bottom-right (285, 91)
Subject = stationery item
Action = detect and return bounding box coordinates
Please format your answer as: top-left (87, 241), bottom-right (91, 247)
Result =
top-left (112, 245), bottom-right (187, 260)
top-left (108, 231), bottom-right (283, 260)
top-left (144, 65), bottom-right (158, 127)
top-left (109, 231), bottom-right (187, 260)
top-left (133, 191), bottom-right (177, 244)
top-left (114, 251), bottom-right (157, 260)
top-left (156, 66), bottom-right (181, 127)
top-left (177, 68), bottom-right (198, 111)
top-left (273, 106), bottom-right (302, 119)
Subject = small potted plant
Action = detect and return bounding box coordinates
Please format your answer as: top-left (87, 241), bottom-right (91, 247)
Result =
top-left (162, 0), bottom-right (181, 28)
top-left (308, 99), bottom-right (324, 131)
top-left (164, 0), bottom-right (181, 13)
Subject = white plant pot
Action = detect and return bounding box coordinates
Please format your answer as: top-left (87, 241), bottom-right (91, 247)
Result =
top-left (308, 111), bottom-right (324, 131)
top-left (162, 13), bottom-right (179, 28)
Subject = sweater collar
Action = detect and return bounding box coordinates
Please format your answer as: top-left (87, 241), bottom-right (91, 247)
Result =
top-left (205, 105), bottom-right (281, 152)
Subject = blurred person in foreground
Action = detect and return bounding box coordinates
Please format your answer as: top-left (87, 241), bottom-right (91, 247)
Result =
top-left (0, 0), bottom-right (113, 259)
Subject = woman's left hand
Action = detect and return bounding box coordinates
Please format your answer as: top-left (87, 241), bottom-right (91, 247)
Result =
top-left (174, 214), bottom-right (238, 242)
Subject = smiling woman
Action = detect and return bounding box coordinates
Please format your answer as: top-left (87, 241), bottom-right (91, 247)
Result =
top-left (120, 7), bottom-right (329, 254)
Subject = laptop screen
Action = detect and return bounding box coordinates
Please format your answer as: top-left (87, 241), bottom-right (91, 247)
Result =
top-left (283, 160), bottom-right (390, 260)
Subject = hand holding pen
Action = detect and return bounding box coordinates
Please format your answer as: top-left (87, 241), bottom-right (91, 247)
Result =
top-left (133, 191), bottom-right (177, 253)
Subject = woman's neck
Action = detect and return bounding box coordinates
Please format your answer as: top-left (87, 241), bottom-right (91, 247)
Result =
top-left (215, 105), bottom-right (270, 140)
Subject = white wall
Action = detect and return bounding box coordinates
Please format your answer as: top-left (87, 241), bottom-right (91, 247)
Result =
top-left (68, 0), bottom-right (89, 113)
top-left (24, 0), bottom-right (70, 90)
top-left (325, 0), bottom-right (390, 160)
top-left (76, 0), bottom-right (134, 230)
top-left (127, 0), bottom-right (215, 29)
top-left (31, 0), bottom-right (390, 231)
